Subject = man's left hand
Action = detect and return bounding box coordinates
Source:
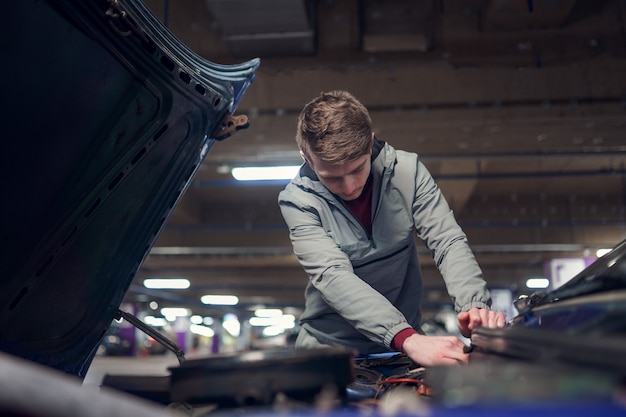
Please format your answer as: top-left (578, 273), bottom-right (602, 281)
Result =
top-left (457, 307), bottom-right (506, 338)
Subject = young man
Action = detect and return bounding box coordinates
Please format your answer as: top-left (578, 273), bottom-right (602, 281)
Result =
top-left (278, 90), bottom-right (505, 366)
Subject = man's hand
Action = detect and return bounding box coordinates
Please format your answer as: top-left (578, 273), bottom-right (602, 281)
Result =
top-left (402, 333), bottom-right (469, 366)
top-left (457, 307), bottom-right (506, 338)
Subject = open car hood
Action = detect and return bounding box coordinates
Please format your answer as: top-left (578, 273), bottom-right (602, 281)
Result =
top-left (512, 238), bottom-right (626, 315)
top-left (0, 0), bottom-right (259, 377)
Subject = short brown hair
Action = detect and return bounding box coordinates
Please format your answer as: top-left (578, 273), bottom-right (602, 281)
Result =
top-left (296, 90), bottom-right (373, 165)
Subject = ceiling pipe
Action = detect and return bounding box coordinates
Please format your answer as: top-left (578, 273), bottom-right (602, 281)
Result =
top-left (242, 95), bottom-right (626, 118)
top-left (160, 218), bottom-right (626, 232)
top-left (148, 243), bottom-right (609, 256)
top-left (191, 167), bottom-right (626, 187)
top-left (201, 150), bottom-right (626, 172)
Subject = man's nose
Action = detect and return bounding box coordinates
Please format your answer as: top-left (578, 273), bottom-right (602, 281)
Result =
top-left (342, 176), bottom-right (357, 195)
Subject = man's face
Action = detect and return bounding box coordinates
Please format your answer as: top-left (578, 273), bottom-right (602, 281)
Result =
top-left (306, 152), bottom-right (372, 201)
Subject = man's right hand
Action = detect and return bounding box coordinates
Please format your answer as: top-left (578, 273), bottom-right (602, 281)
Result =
top-left (401, 333), bottom-right (469, 366)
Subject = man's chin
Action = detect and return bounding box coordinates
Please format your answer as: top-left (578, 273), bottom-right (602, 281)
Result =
top-left (341, 193), bottom-right (360, 202)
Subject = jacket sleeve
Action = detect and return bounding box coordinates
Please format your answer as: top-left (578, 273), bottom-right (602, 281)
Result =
top-left (278, 195), bottom-right (412, 348)
top-left (411, 159), bottom-right (492, 312)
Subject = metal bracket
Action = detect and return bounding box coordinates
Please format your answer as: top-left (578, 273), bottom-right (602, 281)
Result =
top-left (105, 0), bottom-right (149, 43)
top-left (212, 113), bottom-right (250, 141)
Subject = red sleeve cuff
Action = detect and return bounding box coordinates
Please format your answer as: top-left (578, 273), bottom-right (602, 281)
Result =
top-left (391, 328), bottom-right (418, 352)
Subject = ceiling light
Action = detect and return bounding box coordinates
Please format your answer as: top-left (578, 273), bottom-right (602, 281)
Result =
top-left (526, 278), bottom-right (549, 289)
top-left (143, 278), bottom-right (190, 289)
top-left (249, 314), bottom-right (295, 328)
top-left (263, 326), bottom-right (286, 337)
top-left (596, 248), bottom-right (611, 258)
top-left (249, 317), bottom-right (273, 327)
top-left (254, 308), bottom-right (283, 317)
top-left (160, 307), bottom-right (190, 317)
top-left (231, 166), bottom-right (300, 181)
top-left (201, 294), bottom-right (239, 305)
top-left (190, 315), bottom-right (203, 325)
top-left (144, 316), bottom-right (167, 327)
top-left (223, 313), bottom-right (241, 337)
top-left (189, 324), bottom-right (215, 337)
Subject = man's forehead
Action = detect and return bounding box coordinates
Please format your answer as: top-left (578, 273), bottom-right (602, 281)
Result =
top-left (314, 154), bottom-right (370, 177)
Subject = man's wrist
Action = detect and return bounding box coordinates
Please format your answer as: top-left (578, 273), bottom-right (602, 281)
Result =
top-left (391, 328), bottom-right (418, 352)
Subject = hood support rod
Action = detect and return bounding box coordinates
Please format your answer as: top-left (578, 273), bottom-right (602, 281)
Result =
top-left (115, 309), bottom-right (186, 365)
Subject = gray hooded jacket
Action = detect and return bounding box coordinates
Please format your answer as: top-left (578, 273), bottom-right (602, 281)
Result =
top-left (278, 139), bottom-right (491, 354)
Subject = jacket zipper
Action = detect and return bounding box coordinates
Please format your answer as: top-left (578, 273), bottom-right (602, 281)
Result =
top-left (335, 197), bottom-right (375, 247)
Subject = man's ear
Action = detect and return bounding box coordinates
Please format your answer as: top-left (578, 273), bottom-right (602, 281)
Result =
top-left (300, 150), bottom-right (311, 166)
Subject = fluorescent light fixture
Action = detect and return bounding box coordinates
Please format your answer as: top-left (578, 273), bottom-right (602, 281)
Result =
top-left (223, 313), bottom-right (241, 337)
top-left (160, 307), bottom-right (190, 318)
top-left (249, 317), bottom-right (272, 327)
top-left (190, 324), bottom-right (215, 337)
top-left (143, 278), bottom-right (190, 289)
top-left (254, 308), bottom-right (283, 317)
top-left (232, 166), bottom-right (300, 181)
top-left (596, 248), bottom-right (611, 258)
top-left (249, 314), bottom-right (295, 328)
top-left (263, 326), bottom-right (286, 337)
top-left (526, 278), bottom-right (550, 289)
top-left (190, 315), bottom-right (203, 325)
top-left (144, 316), bottom-right (167, 327)
top-left (201, 294), bottom-right (239, 305)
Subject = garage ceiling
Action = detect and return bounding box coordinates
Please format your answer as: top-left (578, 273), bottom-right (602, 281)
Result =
top-left (127, 0), bottom-right (626, 320)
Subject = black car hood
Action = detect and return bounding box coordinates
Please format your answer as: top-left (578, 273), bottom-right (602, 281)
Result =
top-left (0, 0), bottom-right (259, 377)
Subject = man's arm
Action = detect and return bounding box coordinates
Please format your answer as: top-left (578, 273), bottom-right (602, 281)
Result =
top-left (411, 160), bottom-right (491, 312)
top-left (409, 159), bottom-right (506, 339)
